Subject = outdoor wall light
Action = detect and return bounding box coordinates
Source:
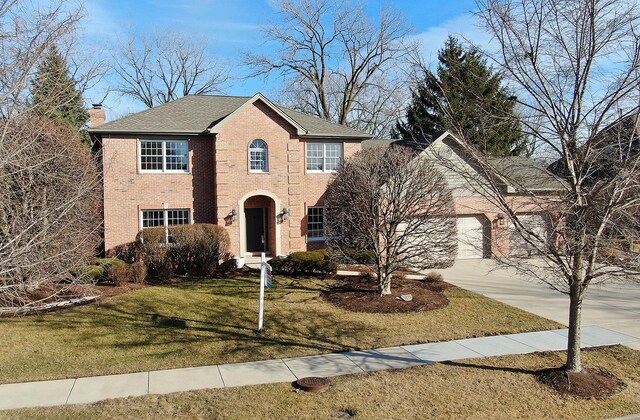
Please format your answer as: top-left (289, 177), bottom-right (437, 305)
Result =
top-left (282, 208), bottom-right (289, 221)
top-left (497, 213), bottom-right (505, 225)
top-left (231, 208), bottom-right (238, 222)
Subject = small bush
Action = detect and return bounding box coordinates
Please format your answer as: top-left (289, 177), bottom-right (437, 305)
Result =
top-left (107, 263), bottom-right (132, 286)
top-left (269, 256), bottom-right (336, 278)
top-left (108, 241), bottom-right (139, 263)
top-left (323, 248), bottom-right (376, 264)
top-left (131, 262), bottom-right (147, 284)
top-left (289, 250), bottom-right (327, 262)
top-left (136, 224), bottom-right (232, 279)
top-left (170, 224), bottom-right (232, 275)
top-left (74, 265), bottom-right (105, 282)
top-left (423, 271), bottom-right (444, 282)
top-left (344, 249), bottom-right (376, 264)
top-left (95, 258), bottom-right (127, 269)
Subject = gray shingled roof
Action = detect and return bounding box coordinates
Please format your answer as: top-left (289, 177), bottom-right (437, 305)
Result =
top-left (392, 132), bottom-right (564, 192)
top-left (89, 94), bottom-right (371, 138)
top-left (486, 156), bottom-right (565, 192)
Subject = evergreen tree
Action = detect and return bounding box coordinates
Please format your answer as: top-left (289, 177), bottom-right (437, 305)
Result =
top-left (30, 46), bottom-right (90, 146)
top-left (396, 36), bottom-right (525, 156)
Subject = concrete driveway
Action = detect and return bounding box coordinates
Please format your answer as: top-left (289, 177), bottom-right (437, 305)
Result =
top-left (432, 259), bottom-right (640, 350)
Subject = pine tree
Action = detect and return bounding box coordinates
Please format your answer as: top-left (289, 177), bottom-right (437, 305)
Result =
top-left (396, 37), bottom-right (525, 156)
top-left (30, 46), bottom-right (90, 146)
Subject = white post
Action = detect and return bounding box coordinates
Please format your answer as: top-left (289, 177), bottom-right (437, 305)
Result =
top-left (258, 252), bottom-right (265, 332)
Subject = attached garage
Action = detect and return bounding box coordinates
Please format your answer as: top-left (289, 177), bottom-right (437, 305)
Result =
top-left (510, 214), bottom-right (550, 257)
top-left (456, 216), bottom-right (487, 259)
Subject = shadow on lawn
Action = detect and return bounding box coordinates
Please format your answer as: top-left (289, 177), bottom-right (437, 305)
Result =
top-left (23, 276), bottom-right (371, 360)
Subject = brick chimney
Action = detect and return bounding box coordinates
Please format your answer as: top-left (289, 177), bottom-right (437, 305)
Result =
top-left (88, 103), bottom-right (106, 128)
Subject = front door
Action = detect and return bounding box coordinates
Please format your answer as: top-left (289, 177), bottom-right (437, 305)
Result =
top-left (245, 208), bottom-right (267, 252)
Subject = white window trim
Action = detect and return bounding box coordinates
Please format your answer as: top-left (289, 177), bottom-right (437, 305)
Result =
top-left (307, 206), bottom-right (327, 241)
top-left (248, 139), bottom-right (269, 173)
top-left (138, 139), bottom-right (190, 173)
top-left (306, 142), bottom-right (343, 174)
top-left (139, 208), bottom-right (191, 230)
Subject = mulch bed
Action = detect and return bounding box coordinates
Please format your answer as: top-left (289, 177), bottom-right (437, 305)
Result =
top-left (537, 367), bottom-right (626, 399)
top-left (322, 275), bottom-right (450, 313)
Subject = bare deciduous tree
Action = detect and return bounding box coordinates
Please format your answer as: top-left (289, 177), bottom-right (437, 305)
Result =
top-left (0, 0), bottom-right (102, 312)
top-left (245, 0), bottom-right (416, 137)
top-left (325, 145), bottom-right (457, 295)
top-left (0, 118), bottom-right (102, 310)
top-left (0, 0), bottom-right (83, 117)
top-left (441, 0), bottom-right (640, 373)
top-left (113, 30), bottom-right (229, 108)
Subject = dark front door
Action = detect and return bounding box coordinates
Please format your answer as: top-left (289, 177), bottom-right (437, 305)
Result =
top-left (245, 208), bottom-right (267, 252)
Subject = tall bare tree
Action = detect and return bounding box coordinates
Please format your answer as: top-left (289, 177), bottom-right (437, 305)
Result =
top-left (0, 1), bottom-right (102, 311)
top-left (0, 0), bottom-right (83, 117)
top-left (325, 145), bottom-right (457, 295)
top-left (113, 30), bottom-right (229, 108)
top-left (442, 0), bottom-right (640, 373)
top-left (245, 0), bottom-right (416, 137)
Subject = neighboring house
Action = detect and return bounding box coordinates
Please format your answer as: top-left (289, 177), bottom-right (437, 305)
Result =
top-left (385, 131), bottom-right (565, 259)
top-left (88, 93), bottom-right (371, 258)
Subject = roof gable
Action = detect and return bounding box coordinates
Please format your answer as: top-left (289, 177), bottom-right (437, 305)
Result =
top-left (394, 131), bottom-right (565, 193)
top-left (88, 93), bottom-right (371, 139)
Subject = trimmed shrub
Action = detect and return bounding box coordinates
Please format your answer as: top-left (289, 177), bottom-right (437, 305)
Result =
top-left (269, 256), bottom-right (337, 279)
top-left (107, 263), bottom-right (132, 286)
top-left (136, 224), bottom-right (232, 279)
top-left (108, 241), bottom-right (139, 263)
top-left (344, 249), bottom-right (376, 264)
top-left (95, 258), bottom-right (127, 269)
top-left (136, 228), bottom-right (174, 280)
top-left (289, 250), bottom-right (327, 262)
top-left (74, 265), bottom-right (105, 282)
top-left (323, 248), bottom-right (376, 264)
top-left (170, 224), bottom-right (232, 275)
top-left (131, 262), bottom-right (147, 284)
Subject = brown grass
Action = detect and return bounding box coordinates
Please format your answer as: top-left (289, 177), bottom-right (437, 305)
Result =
top-left (4, 346), bottom-right (639, 419)
top-left (0, 276), bottom-right (561, 384)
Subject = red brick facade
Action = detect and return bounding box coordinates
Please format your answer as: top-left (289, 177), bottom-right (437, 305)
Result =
top-left (102, 100), bottom-right (360, 257)
top-left (101, 98), bottom-right (557, 260)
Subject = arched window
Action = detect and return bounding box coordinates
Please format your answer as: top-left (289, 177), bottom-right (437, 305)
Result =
top-left (249, 139), bottom-right (268, 172)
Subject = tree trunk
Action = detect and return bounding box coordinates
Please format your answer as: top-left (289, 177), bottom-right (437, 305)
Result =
top-left (378, 272), bottom-right (392, 295)
top-left (565, 284), bottom-right (583, 372)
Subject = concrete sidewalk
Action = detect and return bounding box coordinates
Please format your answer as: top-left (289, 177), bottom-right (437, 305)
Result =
top-left (433, 259), bottom-right (640, 350)
top-left (0, 325), bottom-right (636, 411)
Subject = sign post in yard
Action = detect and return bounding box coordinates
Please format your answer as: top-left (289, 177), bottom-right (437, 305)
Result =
top-left (258, 252), bottom-right (272, 332)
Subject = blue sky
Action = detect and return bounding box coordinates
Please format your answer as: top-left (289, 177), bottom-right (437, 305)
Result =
top-left (82, 0), bottom-right (490, 120)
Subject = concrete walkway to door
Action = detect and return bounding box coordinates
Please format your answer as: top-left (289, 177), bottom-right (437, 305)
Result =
top-left (431, 259), bottom-right (640, 350)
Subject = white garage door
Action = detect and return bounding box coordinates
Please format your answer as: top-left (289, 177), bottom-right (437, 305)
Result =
top-left (510, 214), bottom-right (549, 257)
top-left (457, 216), bottom-right (485, 259)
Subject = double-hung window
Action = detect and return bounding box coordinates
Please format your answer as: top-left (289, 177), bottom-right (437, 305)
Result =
top-left (139, 140), bottom-right (188, 172)
top-left (306, 143), bottom-right (342, 173)
top-left (307, 207), bottom-right (325, 240)
top-left (141, 209), bottom-right (190, 243)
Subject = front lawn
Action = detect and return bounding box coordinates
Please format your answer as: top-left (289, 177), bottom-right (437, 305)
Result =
top-left (0, 276), bottom-right (561, 384)
top-left (5, 346), bottom-right (640, 419)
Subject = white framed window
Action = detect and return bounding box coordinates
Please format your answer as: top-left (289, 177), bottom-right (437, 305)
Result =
top-left (139, 140), bottom-right (188, 173)
top-left (141, 209), bottom-right (190, 243)
top-left (307, 207), bottom-right (325, 240)
top-left (306, 143), bottom-right (343, 173)
top-left (249, 139), bottom-right (268, 172)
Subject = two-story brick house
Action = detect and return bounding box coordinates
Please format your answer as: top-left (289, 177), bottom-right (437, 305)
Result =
top-left (89, 93), bottom-right (371, 258)
top-left (90, 92), bottom-right (564, 261)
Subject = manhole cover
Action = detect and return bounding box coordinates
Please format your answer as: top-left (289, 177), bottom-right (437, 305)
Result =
top-left (295, 376), bottom-right (331, 393)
